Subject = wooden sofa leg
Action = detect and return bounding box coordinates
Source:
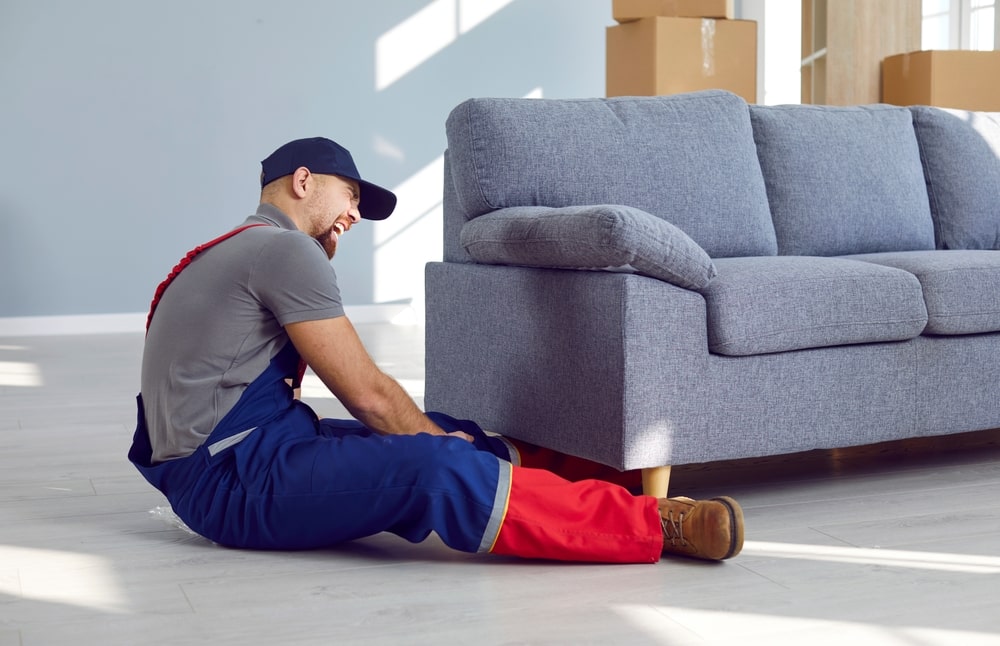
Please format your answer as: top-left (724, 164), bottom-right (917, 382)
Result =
top-left (641, 465), bottom-right (672, 499)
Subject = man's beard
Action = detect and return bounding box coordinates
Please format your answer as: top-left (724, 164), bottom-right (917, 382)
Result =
top-left (314, 225), bottom-right (338, 259)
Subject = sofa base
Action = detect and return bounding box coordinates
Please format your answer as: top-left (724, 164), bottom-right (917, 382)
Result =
top-left (426, 261), bottom-right (1000, 474)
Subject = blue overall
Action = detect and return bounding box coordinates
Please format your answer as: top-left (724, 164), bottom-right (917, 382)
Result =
top-left (129, 225), bottom-right (665, 563)
top-left (129, 339), bottom-right (514, 552)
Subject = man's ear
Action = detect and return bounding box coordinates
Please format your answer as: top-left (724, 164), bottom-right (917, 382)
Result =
top-left (290, 167), bottom-right (311, 198)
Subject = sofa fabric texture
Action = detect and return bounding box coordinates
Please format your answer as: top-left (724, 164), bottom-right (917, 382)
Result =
top-left (460, 205), bottom-right (718, 291)
top-left (446, 90), bottom-right (778, 259)
top-left (702, 256), bottom-right (928, 356)
top-left (750, 104), bottom-right (935, 257)
top-left (909, 107), bottom-right (1000, 250)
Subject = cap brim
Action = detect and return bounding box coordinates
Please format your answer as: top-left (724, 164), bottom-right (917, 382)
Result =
top-left (358, 180), bottom-right (397, 221)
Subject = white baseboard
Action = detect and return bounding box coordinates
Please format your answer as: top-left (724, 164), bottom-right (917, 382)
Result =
top-left (0, 304), bottom-right (419, 337)
top-left (0, 313), bottom-right (148, 337)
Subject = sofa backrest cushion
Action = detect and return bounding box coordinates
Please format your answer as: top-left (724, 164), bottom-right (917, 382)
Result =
top-left (749, 104), bottom-right (935, 257)
top-left (445, 90), bottom-right (777, 259)
top-left (909, 107), bottom-right (1000, 250)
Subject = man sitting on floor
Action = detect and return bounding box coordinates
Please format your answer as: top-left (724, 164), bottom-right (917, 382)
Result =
top-left (128, 137), bottom-right (744, 563)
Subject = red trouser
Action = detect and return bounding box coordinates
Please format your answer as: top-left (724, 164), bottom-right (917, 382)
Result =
top-left (491, 440), bottom-right (663, 563)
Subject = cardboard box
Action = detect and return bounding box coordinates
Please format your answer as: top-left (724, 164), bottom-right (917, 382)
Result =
top-left (607, 17), bottom-right (757, 103)
top-left (613, 0), bottom-right (734, 21)
top-left (882, 50), bottom-right (1000, 111)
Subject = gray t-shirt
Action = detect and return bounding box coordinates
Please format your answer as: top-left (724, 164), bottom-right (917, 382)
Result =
top-left (141, 204), bottom-right (344, 462)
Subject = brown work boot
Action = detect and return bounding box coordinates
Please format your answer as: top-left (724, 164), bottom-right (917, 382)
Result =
top-left (658, 496), bottom-right (744, 561)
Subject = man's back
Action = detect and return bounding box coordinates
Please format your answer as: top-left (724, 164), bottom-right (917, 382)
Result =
top-left (140, 206), bottom-right (343, 462)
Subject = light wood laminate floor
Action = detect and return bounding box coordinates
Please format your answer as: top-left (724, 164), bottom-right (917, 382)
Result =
top-left (2, 327), bottom-right (999, 645)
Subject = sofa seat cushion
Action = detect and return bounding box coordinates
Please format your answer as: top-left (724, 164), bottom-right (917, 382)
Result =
top-left (703, 256), bottom-right (928, 356)
top-left (909, 107), bottom-right (1000, 250)
top-left (446, 90), bottom-right (777, 258)
top-left (460, 205), bottom-right (717, 291)
top-left (843, 250), bottom-right (1000, 335)
top-left (749, 104), bottom-right (935, 256)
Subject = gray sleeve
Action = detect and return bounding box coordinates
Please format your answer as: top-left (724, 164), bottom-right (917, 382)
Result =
top-left (248, 231), bottom-right (345, 326)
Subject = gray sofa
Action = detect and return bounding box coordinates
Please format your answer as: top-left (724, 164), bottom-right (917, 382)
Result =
top-left (424, 89), bottom-right (1000, 496)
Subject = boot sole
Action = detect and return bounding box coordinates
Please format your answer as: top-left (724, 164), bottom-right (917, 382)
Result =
top-left (710, 496), bottom-right (745, 560)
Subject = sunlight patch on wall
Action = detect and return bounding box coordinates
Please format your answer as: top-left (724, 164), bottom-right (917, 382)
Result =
top-left (372, 154), bottom-right (445, 308)
top-left (376, 0), bottom-right (457, 91)
top-left (1, 545), bottom-right (128, 613)
top-left (0, 361), bottom-right (43, 387)
top-left (458, 0), bottom-right (515, 32)
top-left (373, 134), bottom-right (406, 163)
top-left (376, 0), bottom-right (515, 91)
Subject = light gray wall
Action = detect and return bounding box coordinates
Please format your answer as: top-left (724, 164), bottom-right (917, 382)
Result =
top-left (0, 0), bottom-right (612, 318)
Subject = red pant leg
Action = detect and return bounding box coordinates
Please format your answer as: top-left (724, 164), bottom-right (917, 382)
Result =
top-left (490, 465), bottom-right (662, 563)
top-left (507, 438), bottom-right (643, 491)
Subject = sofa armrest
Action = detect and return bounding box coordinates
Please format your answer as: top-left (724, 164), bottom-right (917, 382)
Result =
top-left (459, 205), bottom-right (718, 291)
top-left (425, 262), bottom-right (710, 470)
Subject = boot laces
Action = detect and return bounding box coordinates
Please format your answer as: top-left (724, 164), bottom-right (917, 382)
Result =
top-left (661, 510), bottom-right (688, 546)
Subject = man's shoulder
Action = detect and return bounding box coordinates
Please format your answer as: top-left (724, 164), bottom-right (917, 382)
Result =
top-left (233, 222), bottom-right (325, 257)
top-left (253, 226), bottom-right (327, 259)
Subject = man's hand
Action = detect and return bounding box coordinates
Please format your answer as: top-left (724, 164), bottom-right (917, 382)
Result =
top-left (285, 316), bottom-right (472, 442)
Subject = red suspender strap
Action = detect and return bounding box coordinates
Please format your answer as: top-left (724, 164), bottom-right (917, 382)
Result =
top-left (292, 356), bottom-right (308, 390)
top-left (145, 224), bottom-right (270, 332)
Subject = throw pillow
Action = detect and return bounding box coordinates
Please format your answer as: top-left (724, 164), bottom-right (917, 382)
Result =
top-left (460, 205), bottom-right (717, 291)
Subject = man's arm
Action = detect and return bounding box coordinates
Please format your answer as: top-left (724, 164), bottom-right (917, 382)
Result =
top-left (285, 316), bottom-right (470, 440)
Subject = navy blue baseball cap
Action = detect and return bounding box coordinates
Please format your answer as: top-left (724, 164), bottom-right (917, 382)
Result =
top-left (260, 137), bottom-right (397, 221)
